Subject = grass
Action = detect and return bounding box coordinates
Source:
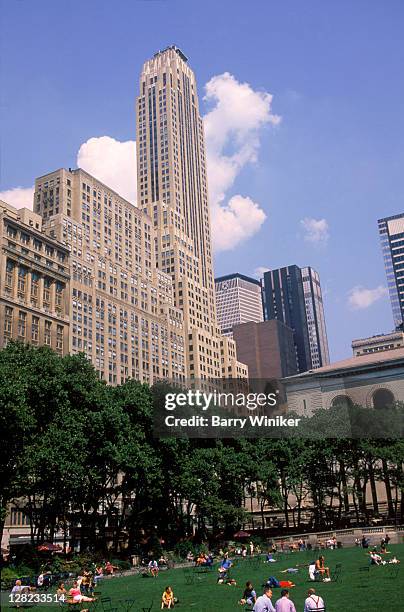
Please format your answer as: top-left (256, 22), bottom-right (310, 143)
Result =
top-left (3, 544), bottom-right (404, 611)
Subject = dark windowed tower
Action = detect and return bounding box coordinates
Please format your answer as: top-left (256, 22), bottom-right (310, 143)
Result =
top-left (262, 265), bottom-right (329, 372)
top-left (378, 213), bottom-right (404, 329)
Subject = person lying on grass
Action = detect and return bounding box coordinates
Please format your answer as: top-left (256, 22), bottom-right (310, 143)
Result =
top-left (68, 581), bottom-right (96, 604)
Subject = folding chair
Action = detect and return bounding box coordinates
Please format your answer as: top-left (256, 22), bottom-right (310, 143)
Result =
top-left (121, 599), bottom-right (136, 612)
top-left (100, 596), bottom-right (114, 611)
top-left (331, 562), bottom-right (343, 583)
top-left (141, 600), bottom-right (153, 612)
top-left (387, 564), bottom-right (400, 579)
top-left (183, 568), bottom-right (195, 585)
top-left (358, 566), bottom-right (370, 587)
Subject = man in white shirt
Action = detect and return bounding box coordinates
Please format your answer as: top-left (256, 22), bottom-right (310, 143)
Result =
top-left (253, 586), bottom-right (276, 612)
top-left (303, 588), bottom-right (325, 611)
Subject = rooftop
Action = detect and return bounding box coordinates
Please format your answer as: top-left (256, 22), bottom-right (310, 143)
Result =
top-left (153, 45), bottom-right (188, 63)
top-left (283, 348), bottom-right (404, 381)
top-left (215, 272), bottom-right (261, 286)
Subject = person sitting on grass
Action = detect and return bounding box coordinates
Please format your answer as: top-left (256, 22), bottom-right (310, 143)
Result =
top-left (161, 586), bottom-right (175, 609)
top-left (239, 581), bottom-right (257, 607)
top-left (315, 556), bottom-right (330, 581)
top-left (68, 581), bottom-right (96, 605)
top-left (186, 551), bottom-right (194, 562)
top-left (104, 560), bottom-right (118, 575)
top-left (148, 559), bottom-right (159, 577)
top-left (266, 552), bottom-right (277, 563)
top-left (369, 551), bottom-right (383, 565)
top-left (94, 565), bottom-right (103, 586)
top-left (196, 552), bottom-right (207, 566)
top-left (303, 588), bottom-right (325, 612)
top-left (56, 582), bottom-right (67, 603)
top-left (218, 557), bottom-right (233, 574)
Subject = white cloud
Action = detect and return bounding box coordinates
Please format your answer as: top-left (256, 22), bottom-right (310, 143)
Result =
top-left (254, 266), bottom-right (270, 279)
top-left (301, 217), bottom-right (329, 245)
top-left (348, 285), bottom-right (388, 310)
top-left (1, 73), bottom-right (279, 253)
top-left (77, 136), bottom-right (137, 204)
top-left (0, 186), bottom-right (34, 210)
top-left (211, 195), bottom-right (267, 252)
top-left (203, 72), bottom-right (280, 251)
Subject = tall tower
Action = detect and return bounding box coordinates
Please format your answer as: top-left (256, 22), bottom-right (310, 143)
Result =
top-left (301, 266), bottom-right (330, 369)
top-left (378, 213), bottom-right (404, 329)
top-left (137, 46), bottom-right (246, 380)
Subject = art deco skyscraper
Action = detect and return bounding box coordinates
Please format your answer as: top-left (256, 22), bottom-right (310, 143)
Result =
top-left (137, 46), bottom-right (247, 379)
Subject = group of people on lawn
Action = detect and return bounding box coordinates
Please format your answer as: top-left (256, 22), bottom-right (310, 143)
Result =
top-left (239, 584), bottom-right (325, 612)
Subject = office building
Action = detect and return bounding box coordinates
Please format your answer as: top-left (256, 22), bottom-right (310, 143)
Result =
top-left (262, 265), bottom-right (329, 372)
top-left (378, 213), bottom-right (404, 328)
top-left (33, 167), bottom-right (186, 385)
top-left (0, 200), bottom-right (70, 354)
top-left (233, 320), bottom-right (298, 380)
top-left (137, 46), bottom-right (247, 379)
top-left (352, 330), bottom-right (404, 356)
top-left (215, 273), bottom-right (263, 337)
top-left (301, 266), bottom-right (330, 368)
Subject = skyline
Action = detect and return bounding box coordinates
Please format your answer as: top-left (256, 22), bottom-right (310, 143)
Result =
top-left (1, 0), bottom-right (404, 360)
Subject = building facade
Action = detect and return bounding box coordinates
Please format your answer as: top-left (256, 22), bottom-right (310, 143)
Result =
top-left (137, 46), bottom-right (246, 380)
top-left (262, 265), bottom-right (329, 372)
top-left (233, 320), bottom-right (298, 380)
top-left (352, 330), bottom-right (404, 356)
top-left (0, 200), bottom-right (70, 355)
top-left (262, 265), bottom-right (311, 372)
top-left (33, 168), bottom-right (186, 385)
top-left (301, 266), bottom-right (330, 368)
top-left (215, 273), bottom-right (263, 337)
top-left (378, 212), bottom-right (404, 329)
top-left (283, 349), bottom-right (404, 415)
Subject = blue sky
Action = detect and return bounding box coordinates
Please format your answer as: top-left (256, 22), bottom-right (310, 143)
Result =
top-left (1, 0), bottom-right (403, 360)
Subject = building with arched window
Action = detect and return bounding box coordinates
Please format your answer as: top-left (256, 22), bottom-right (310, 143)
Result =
top-left (283, 348), bottom-right (404, 415)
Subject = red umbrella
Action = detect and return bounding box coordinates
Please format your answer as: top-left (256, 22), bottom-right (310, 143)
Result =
top-left (37, 542), bottom-right (62, 552)
top-left (233, 530), bottom-right (251, 539)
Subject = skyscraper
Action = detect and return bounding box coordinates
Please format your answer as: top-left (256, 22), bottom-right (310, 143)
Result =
top-left (137, 46), bottom-right (247, 380)
top-left (262, 265), bottom-right (329, 372)
top-left (301, 266), bottom-right (330, 369)
top-left (378, 212), bottom-right (404, 329)
top-left (215, 273), bottom-right (263, 337)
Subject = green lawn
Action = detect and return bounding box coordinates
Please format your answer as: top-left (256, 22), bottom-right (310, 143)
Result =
top-left (3, 544), bottom-right (404, 611)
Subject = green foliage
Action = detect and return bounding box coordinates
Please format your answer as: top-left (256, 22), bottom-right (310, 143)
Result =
top-left (0, 341), bottom-right (403, 556)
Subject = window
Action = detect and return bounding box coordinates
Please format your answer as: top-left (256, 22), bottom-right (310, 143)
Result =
top-left (43, 278), bottom-right (51, 308)
top-left (44, 320), bottom-right (52, 346)
top-left (17, 311), bottom-right (26, 339)
top-left (5, 260), bottom-right (14, 289)
top-left (373, 388), bottom-right (395, 410)
top-left (331, 395), bottom-right (353, 409)
top-left (17, 267), bottom-right (27, 296)
top-left (31, 316), bottom-right (39, 343)
top-left (4, 306), bottom-right (13, 337)
top-left (56, 325), bottom-right (64, 353)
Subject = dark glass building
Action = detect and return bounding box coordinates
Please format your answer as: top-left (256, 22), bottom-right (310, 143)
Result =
top-left (262, 265), bottom-right (329, 373)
